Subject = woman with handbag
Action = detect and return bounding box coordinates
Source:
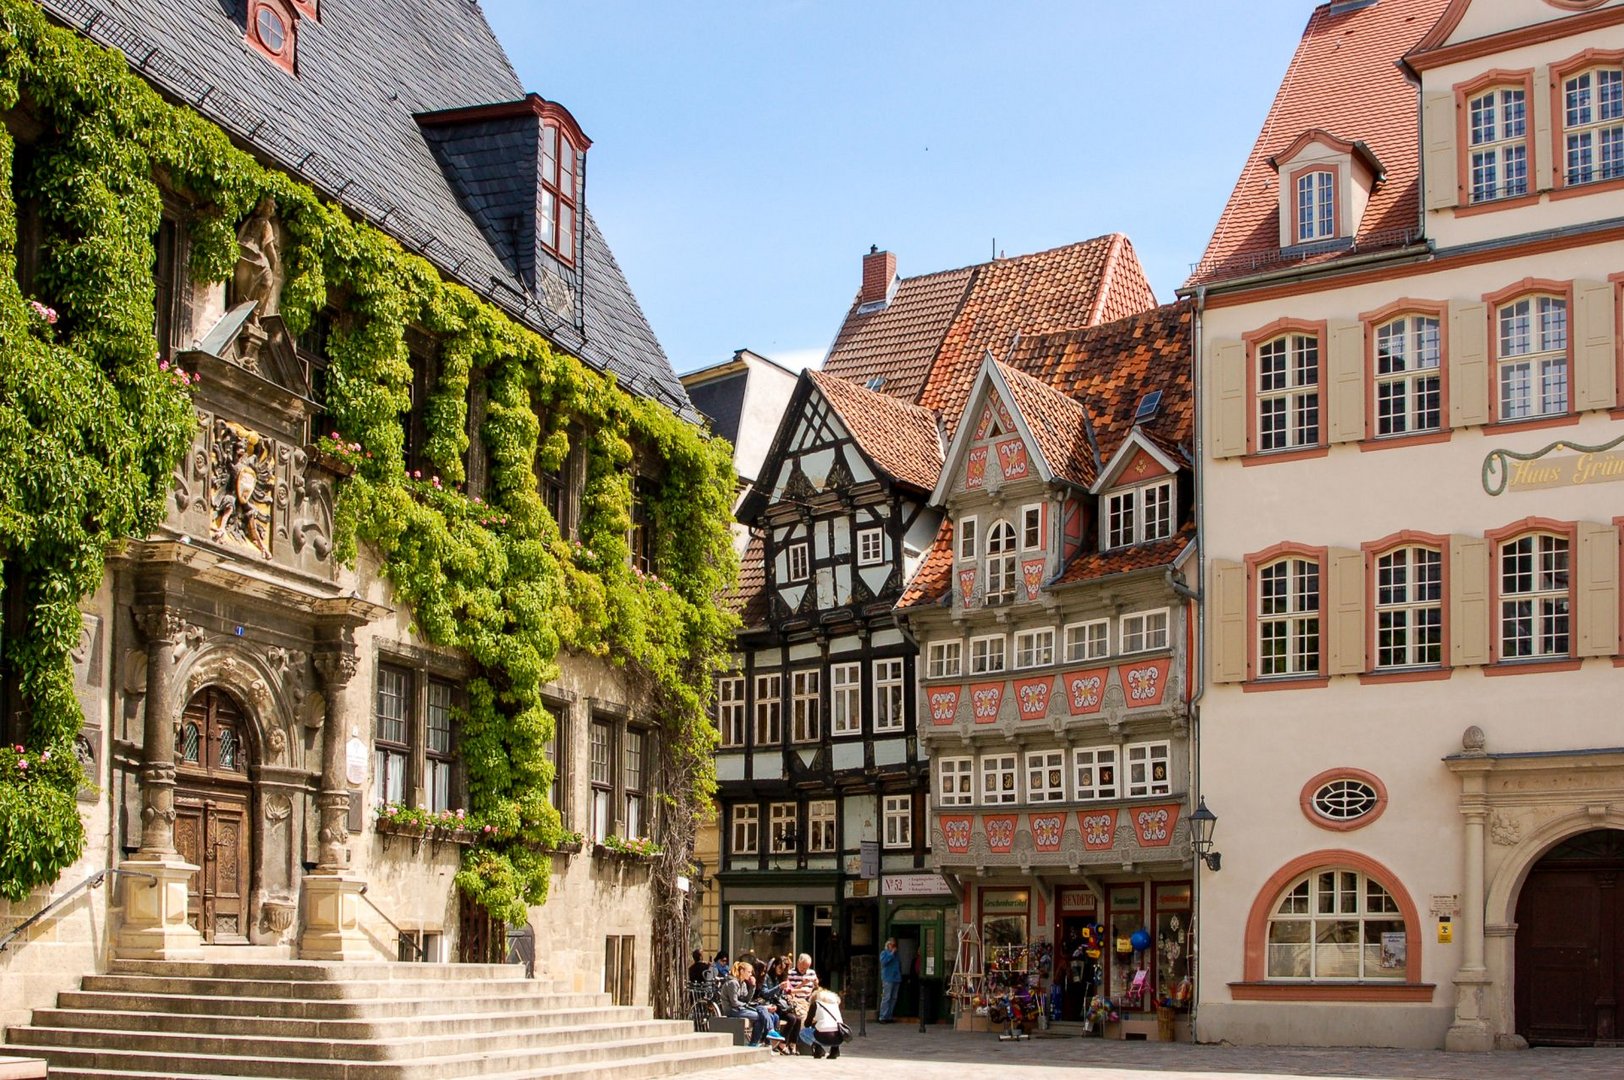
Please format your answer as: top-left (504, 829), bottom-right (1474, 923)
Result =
top-left (807, 988), bottom-right (849, 1060)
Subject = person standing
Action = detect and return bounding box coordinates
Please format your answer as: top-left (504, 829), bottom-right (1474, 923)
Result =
top-left (878, 938), bottom-right (902, 1023)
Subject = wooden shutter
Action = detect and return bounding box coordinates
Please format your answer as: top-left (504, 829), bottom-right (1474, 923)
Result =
top-left (1450, 535), bottom-right (1491, 667)
top-left (1212, 341), bottom-right (1247, 459)
top-left (1449, 301), bottom-right (1490, 428)
top-left (1326, 320), bottom-right (1366, 444)
top-left (1211, 560), bottom-right (1247, 683)
top-left (1326, 547), bottom-right (1365, 676)
top-left (1574, 280), bottom-right (1619, 412)
top-left (1423, 92), bottom-right (1459, 211)
top-left (1577, 521), bottom-right (1621, 658)
top-left (1533, 69), bottom-right (1554, 194)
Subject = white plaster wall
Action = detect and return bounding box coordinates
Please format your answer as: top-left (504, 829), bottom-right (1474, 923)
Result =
top-left (734, 356), bottom-right (799, 486)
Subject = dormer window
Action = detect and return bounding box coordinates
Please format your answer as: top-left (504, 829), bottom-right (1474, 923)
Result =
top-left (247, 0), bottom-right (298, 74)
top-left (1104, 479), bottom-right (1174, 550)
top-left (541, 125), bottom-right (578, 263)
top-left (1269, 130), bottom-right (1382, 250)
top-left (1295, 170), bottom-right (1335, 244)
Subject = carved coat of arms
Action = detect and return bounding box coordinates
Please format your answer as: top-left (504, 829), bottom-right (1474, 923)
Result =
top-left (210, 419), bottom-right (276, 558)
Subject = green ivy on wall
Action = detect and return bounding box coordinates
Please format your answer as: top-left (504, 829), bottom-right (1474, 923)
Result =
top-left (0, 0), bottom-right (737, 923)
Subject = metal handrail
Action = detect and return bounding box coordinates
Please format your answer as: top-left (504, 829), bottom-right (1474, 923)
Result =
top-left (356, 883), bottom-right (425, 961)
top-left (0, 867), bottom-right (158, 955)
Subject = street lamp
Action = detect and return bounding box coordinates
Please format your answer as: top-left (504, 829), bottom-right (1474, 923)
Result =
top-left (1190, 798), bottom-right (1221, 872)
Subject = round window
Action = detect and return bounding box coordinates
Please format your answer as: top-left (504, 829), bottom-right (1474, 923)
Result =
top-left (256, 5), bottom-right (287, 54)
top-left (1313, 778), bottom-right (1379, 822)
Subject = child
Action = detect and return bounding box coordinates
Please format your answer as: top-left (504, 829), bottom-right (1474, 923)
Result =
top-left (806, 987), bottom-right (845, 1060)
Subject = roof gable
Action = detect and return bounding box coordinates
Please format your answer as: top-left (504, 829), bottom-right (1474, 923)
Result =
top-left (1411, 0), bottom-right (1621, 58)
top-left (1092, 429), bottom-right (1183, 494)
top-left (821, 267), bottom-right (976, 402)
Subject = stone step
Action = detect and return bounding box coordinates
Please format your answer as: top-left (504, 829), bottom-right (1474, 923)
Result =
top-left (80, 972), bottom-right (586, 1001)
top-left (55, 988), bottom-right (610, 1019)
top-left (27, 1003), bottom-right (648, 1039)
top-left (109, 959), bottom-right (525, 982)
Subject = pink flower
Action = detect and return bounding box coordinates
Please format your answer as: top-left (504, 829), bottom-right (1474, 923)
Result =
top-left (16, 759), bottom-right (26, 770)
top-left (412, 470), bottom-right (422, 479)
top-left (349, 442), bottom-right (360, 452)
top-left (40, 750), bottom-right (49, 761)
top-left (159, 360), bottom-right (169, 371)
top-left (192, 372), bottom-right (201, 384)
top-left (331, 431), bottom-right (341, 440)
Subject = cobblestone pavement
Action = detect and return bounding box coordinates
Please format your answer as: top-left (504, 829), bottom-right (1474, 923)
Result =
top-left (683, 1020), bottom-right (1624, 1079)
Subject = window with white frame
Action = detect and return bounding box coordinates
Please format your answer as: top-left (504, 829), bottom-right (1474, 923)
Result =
top-left (754, 673), bottom-right (782, 745)
top-left (590, 719), bottom-right (613, 842)
top-left (807, 800), bottom-right (836, 853)
top-left (1469, 85), bottom-right (1529, 202)
top-left (1014, 627), bottom-right (1054, 669)
top-left (1259, 557), bottom-right (1321, 677)
top-left (1374, 314), bottom-right (1442, 436)
top-left (1266, 869), bottom-right (1405, 981)
top-left (985, 519), bottom-right (1017, 600)
top-left (790, 669), bottom-right (820, 743)
top-left (1497, 295), bottom-right (1568, 421)
top-left (1074, 746), bottom-right (1118, 800)
top-left (1064, 620), bottom-right (1109, 662)
top-left (1026, 750), bottom-right (1067, 802)
top-left (1021, 504), bottom-right (1042, 550)
top-left (1257, 334), bottom-right (1320, 451)
top-left (1563, 66), bottom-right (1624, 186)
top-left (883, 794), bottom-right (912, 849)
top-left (769, 801), bottom-right (797, 854)
top-left (873, 659), bottom-right (905, 732)
top-left (1105, 489), bottom-right (1136, 549)
top-left (969, 634), bottom-right (1006, 674)
top-left (927, 640), bottom-right (962, 679)
top-left (857, 527), bottom-right (884, 567)
top-left (1120, 609), bottom-right (1170, 653)
top-left (1125, 741), bottom-right (1171, 798)
top-left (623, 728), bottom-right (646, 837)
top-left (830, 662), bottom-right (862, 735)
top-left (1141, 480), bottom-right (1174, 542)
top-left (1500, 533), bottom-right (1570, 660)
top-left (981, 754), bottom-right (1018, 805)
top-left (1375, 547), bottom-right (1443, 668)
top-left (958, 516), bottom-right (978, 561)
top-left (717, 676), bottom-right (746, 748)
top-left (425, 680), bottom-right (455, 813)
top-left (786, 541), bottom-right (809, 583)
top-left (1295, 169), bottom-right (1334, 243)
top-left (731, 804), bottom-right (759, 855)
top-left (938, 757), bottom-right (975, 806)
top-left (374, 664), bottom-right (410, 807)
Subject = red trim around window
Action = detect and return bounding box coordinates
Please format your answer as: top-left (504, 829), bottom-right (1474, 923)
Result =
top-left (1243, 542), bottom-right (1328, 685)
top-left (1484, 517), bottom-right (1578, 666)
top-left (1549, 49), bottom-right (1624, 200)
top-left (1243, 318), bottom-right (1328, 458)
top-left (1286, 164), bottom-right (1341, 246)
top-left (1452, 69), bottom-right (1538, 216)
top-left (1361, 530), bottom-right (1451, 679)
top-left (1358, 299), bottom-right (1451, 449)
top-left (246, 0), bottom-right (298, 74)
top-left (1298, 768), bottom-right (1389, 832)
top-left (1482, 278), bottom-right (1576, 426)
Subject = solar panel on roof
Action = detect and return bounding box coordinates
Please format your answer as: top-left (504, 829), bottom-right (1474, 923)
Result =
top-left (1134, 390), bottom-right (1162, 423)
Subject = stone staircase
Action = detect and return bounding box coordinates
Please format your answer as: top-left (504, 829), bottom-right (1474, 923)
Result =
top-left (2, 959), bottom-right (757, 1079)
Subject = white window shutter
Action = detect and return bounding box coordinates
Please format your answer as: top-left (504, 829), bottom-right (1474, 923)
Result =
top-left (1534, 69), bottom-right (1554, 194)
top-left (1577, 521), bottom-right (1621, 659)
top-left (1450, 535), bottom-right (1491, 667)
top-left (1573, 280), bottom-right (1619, 413)
top-left (1326, 547), bottom-right (1365, 676)
top-left (1211, 559), bottom-right (1247, 683)
top-left (1449, 301), bottom-right (1490, 428)
top-left (1327, 320), bottom-right (1366, 444)
top-left (1423, 92), bottom-right (1459, 211)
top-left (1212, 341), bottom-right (1247, 459)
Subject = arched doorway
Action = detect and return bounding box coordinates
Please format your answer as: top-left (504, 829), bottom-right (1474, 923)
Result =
top-left (173, 687), bottom-right (254, 943)
top-left (1514, 828), bottom-right (1624, 1045)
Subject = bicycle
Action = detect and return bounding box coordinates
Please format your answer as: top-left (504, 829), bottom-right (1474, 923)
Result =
top-left (688, 979), bottom-right (722, 1031)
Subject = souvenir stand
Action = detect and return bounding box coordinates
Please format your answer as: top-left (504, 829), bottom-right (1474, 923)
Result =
top-left (947, 924), bottom-right (985, 1032)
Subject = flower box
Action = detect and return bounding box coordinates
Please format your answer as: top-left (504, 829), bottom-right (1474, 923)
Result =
top-left (374, 818), bottom-right (476, 852)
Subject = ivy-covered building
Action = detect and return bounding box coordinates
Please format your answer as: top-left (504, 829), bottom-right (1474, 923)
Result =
top-left (0, 0), bottom-right (735, 1031)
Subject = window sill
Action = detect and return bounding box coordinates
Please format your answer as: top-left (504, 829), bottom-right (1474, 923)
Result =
top-left (1228, 981), bottom-right (1434, 1003)
top-left (1484, 658), bottom-right (1583, 677)
top-left (1454, 192), bottom-right (1540, 217)
top-left (1358, 666), bottom-right (1453, 686)
top-left (1489, 413), bottom-right (1581, 434)
top-left (374, 819), bottom-right (478, 852)
top-left (591, 842), bottom-right (659, 863)
top-left (1242, 676), bottom-right (1329, 693)
top-left (1242, 446), bottom-right (1330, 468)
top-left (1357, 431), bottom-right (1452, 452)
top-left (1550, 175), bottom-right (1624, 201)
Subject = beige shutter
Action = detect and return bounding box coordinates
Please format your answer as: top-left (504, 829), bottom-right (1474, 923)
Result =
top-left (1450, 535), bottom-right (1491, 667)
top-left (1423, 92), bottom-right (1459, 211)
top-left (1326, 320), bottom-right (1366, 444)
top-left (1449, 301), bottom-right (1490, 428)
top-left (1212, 341), bottom-right (1247, 459)
top-left (1573, 280), bottom-right (1619, 412)
top-left (1577, 521), bottom-right (1621, 659)
top-left (1211, 559), bottom-right (1247, 683)
top-left (1534, 68), bottom-right (1554, 194)
top-left (1326, 547), bottom-right (1366, 675)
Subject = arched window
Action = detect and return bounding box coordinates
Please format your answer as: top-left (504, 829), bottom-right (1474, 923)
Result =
top-left (1373, 313), bottom-right (1442, 436)
top-left (1373, 545), bottom-right (1442, 669)
top-left (1498, 531), bottom-right (1571, 659)
top-left (1557, 60), bottom-right (1624, 187)
top-left (1267, 868), bottom-right (1405, 981)
top-left (1466, 84), bottom-right (1529, 203)
top-left (1294, 169), bottom-right (1335, 243)
top-left (541, 124), bottom-right (578, 262)
top-left (1256, 333), bottom-right (1320, 451)
top-left (1496, 293), bottom-right (1568, 420)
top-left (985, 520), bottom-right (1017, 602)
top-left (1258, 555), bottom-right (1320, 677)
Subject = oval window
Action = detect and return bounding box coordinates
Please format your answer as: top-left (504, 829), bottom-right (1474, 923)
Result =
top-left (1312, 778), bottom-right (1379, 822)
top-left (256, 5), bottom-right (287, 54)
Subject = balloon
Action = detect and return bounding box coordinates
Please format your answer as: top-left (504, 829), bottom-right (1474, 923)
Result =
top-left (1130, 929), bottom-right (1152, 952)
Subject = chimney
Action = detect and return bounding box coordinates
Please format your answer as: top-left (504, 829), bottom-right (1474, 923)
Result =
top-left (860, 245), bottom-right (896, 306)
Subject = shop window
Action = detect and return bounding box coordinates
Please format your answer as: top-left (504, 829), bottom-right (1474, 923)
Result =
top-left (958, 516), bottom-right (979, 561)
top-left (882, 793), bottom-right (912, 849)
top-left (830, 662), bottom-right (861, 735)
top-left (1374, 546), bottom-right (1443, 669)
top-left (872, 659), bottom-right (905, 733)
top-left (1125, 741), bottom-right (1171, 798)
top-left (753, 673), bottom-right (782, 746)
top-left (1014, 628), bottom-right (1054, 669)
top-left (938, 757), bottom-right (975, 807)
top-left (1074, 746), bottom-right (1118, 801)
top-left (985, 520), bottom-right (1018, 602)
top-left (969, 634), bottom-right (1006, 674)
top-left (589, 720), bottom-right (613, 842)
top-left (927, 640), bottom-right (961, 679)
top-left (1498, 532), bottom-right (1571, 659)
top-left (807, 800), bottom-right (836, 853)
top-left (732, 905), bottom-right (794, 960)
top-left (790, 669), bottom-right (820, 743)
top-left (857, 527), bottom-right (884, 566)
top-left (1495, 294), bottom-right (1568, 421)
top-left (1064, 619), bottom-right (1109, 662)
top-left (731, 804), bottom-right (759, 855)
top-left (1258, 555), bottom-right (1322, 677)
top-left (1120, 609), bottom-right (1169, 654)
top-left (1025, 750), bottom-right (1066, 803)
top-left (980, 754), bottom-right (1018, 805)
top-left (716, 676), bottom-right (746, 748)
top-left (1266, 869), bottom-right (1405, 981)
top-left (769, 801), bottom-right (797, 854)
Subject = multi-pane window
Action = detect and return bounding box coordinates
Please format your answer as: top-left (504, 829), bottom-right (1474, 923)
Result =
top-left (425, 679), bottom-right (456, 813)
top-left (1563, 66), bottom-right (1624, 186)
top-left (754, 674), bottom-right (782, 745)
top-left (958, 516), bottom-right (978, 561)
top-left (1064, 620), bottom-right (1109, 662)
top-left (927, 640), bottom-right (962, 679)
top-left (1259, 557), bottom-right (1321, 677)
top-left (1375, 547), bottom-right (1443, 669)
top-left (986, 520), bottom-right (1017, 600)
top-left (787, 542), bottom-right (810, 583)
top-left (939, 758), bottom-right (975, 807)
top-left (1374, 315), bottom-right (1442, 436)
top-left (732, 804), bottom-right (759, 855)
top-left (807, 800), bottom-right (836, 853)
top-left (1074, 747), bottom-right (1119, 801)
top-left (883, 794), bottom-right (912, 849)
top-left (1497, 296), bottom-right (1567, 420)
top-left (791, 670), bottom-right (821, 743)
top-left (1500, 533), bottom-right (1571, 659)
top-left (1104, 480), bottom-right (1177, 547)
top-left (1106, 489), bottom-right (1136, 549)
top-left (374, 664), bottom-right (410, 806)
top-left (1469, 86), bottom-right (1528, 202)
top-left (717, 676), bottom-right (746, 748)
top-left (1021, 504), bottom-right (1043, 550)
top-left (857, 527), bottom-right (884, 566)
top-left (629, 479), bottom-right (655, 575)
top-left (969, 634), bottom-right (1007, 674)
top-left (1295, 169), bottom-right (1334, 243)
top-left (623, 728), bottom-right (646, 837)
top-left (590, 720), bottom-right (613, 843)
top-left (1014, 628), bottom-right (1055, 669)
top-left (540, 123), bottom-right (578, 260)
top-left (873, 659), bottom-right (905, 732)
top-left (545, 703), bottom-right (568, 820)
top-left (1026, 750), bottom-right (1067, 803)
top-left (1125, 741), bottom-right (1172, 798)
top-left (981, 754), bottom-right (1018, 805)
top-left (770, 802), bottom-right (797, 854)
top-left (830, 662), bottom-right (862, 735)
top-left (1267, 870), bottom-right (1405, 981)
top-left (1120, 609), bottom-right (1170, 653)
top-left (1257, 334), bottom-right (1320, 451)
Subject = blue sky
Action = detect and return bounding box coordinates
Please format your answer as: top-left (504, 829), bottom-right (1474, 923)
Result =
top-left (482, 1), bottom-right (1318, 374)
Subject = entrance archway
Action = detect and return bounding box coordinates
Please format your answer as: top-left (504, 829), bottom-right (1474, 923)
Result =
top-left (1514, 828), bottom-right (1624, 1046)
top-left (173, 687), bottom-right (254, 943)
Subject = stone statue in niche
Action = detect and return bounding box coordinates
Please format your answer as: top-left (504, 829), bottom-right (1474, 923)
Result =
top-left (210, 419), bottom-right (276, 558)
top-left (232, 197), bottom-right (287, 373)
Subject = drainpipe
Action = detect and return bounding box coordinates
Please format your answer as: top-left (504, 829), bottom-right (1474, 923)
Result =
top-left (1188, 284), bottom-right (1208, 1046)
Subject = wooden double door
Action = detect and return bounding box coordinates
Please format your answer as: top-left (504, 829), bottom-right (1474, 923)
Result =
top-left (1515, 830), bottom-right (1624, 1046)
top-left (173, 688), bottom-right (253, 943)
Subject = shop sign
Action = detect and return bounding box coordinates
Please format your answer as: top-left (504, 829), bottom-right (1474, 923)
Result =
top-left (859, 840), bottom-right (879, 878)
top-left (927, 686), bottom-right (960, 725)
top-left (982, 890), bottom-right (1029, 913)
top-left (1021, 559), bottom-right (1045, 601)
top-left (982, 813), bottom-right (1017, 853)
top-left (1130, 803), bottom-right (1181, 847)
top-left (1484, 433), bottom-right (1624, 495)
top-left (1013, 676), bottom-right (1052, 720)
top-left (1155, 883), bottom-right (1192, 909)
top-left (965, 447), bottom-right (988, 489)
top-left (1028, 812), bottom-right (1065, 852)
top-left (1119, 657), bottom-right (1171, 707)
top-left (1063, 668), bottom-right (1108, 715)
top-left (969, 681), bottom-right (1004, 723)
top-left (882, 873), bottom-right (951, 897)
top-left (1078, 809), bottom-right (1117, 851)
top-left (940, 814), bottom-right (973, 855)
top-left (1057, 888), bottom-right (1097, 914)
top-left (994, 437), bottom-right (1029, 480)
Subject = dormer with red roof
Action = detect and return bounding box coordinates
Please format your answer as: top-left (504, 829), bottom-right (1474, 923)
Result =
top-left (1270, 129), bottom-right (1387, 251)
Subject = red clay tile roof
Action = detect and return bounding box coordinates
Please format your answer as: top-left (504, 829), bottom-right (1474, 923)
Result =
top-left (722, 532), bottom-right (770, 628)
top-left (896, 519), bottom-right (953, 611)
top-left (1054, 525), bottom-right (1196, 586)
top-left (1185, 0), bottom-right (1449, 287)
top-left (808, 370), bottom-right (944, 492)
top-left (993, 361), bottom-right (1097, 489)
top-left (821, 267), bottom-right (975, 403)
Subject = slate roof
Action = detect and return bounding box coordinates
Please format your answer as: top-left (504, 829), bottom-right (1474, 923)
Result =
top-left (50, 0), bottom-right (696, 419)
top-left (723, 532), bottom-right (770, 628)
top-left (1185, 0), bottom-right (1449, 287)
top-left (993, 361), bottom-right (1097, 489)
top-left (1053, 525), bottom-right (1195, 587)
top-left (807, 370), bottom-right (943, 493)
top-left (896, 519), bottom-right (953, 612)
top-left (821, 267), bottom-right (975, 404)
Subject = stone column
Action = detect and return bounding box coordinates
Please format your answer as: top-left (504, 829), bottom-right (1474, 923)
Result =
top-left (1446, 725), bottom-right (1495, 1052)
top-left (299, 640), bottom-right (374, 961)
